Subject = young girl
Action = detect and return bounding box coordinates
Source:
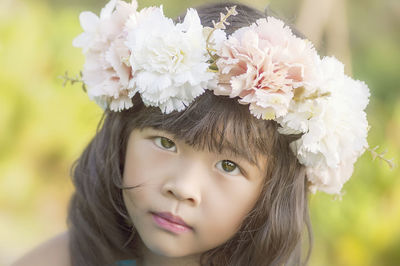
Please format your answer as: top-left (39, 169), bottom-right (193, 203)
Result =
top-left (13, 1), bottom-right (372, 265)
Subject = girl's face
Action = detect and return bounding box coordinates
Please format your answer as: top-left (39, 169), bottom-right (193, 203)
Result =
top-left (122, 127), bottom-right (267, 258)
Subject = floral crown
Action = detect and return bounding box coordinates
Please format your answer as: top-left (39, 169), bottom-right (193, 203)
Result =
top-left (69, 0), bottom-right (393, 195)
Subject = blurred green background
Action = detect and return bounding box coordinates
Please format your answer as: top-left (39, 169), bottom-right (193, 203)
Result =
top-left (0, 0), bottom-right (399, 265)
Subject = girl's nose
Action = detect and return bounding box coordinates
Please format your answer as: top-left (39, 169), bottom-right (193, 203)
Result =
top-left (161, 160), bottom-right (204, 206)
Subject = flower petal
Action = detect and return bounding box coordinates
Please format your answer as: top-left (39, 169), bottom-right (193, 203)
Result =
top-left (79, 11), bottom-right (99, 32)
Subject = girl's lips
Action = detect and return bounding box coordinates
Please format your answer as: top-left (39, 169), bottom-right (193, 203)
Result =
top-left (151, 212), bottom-right (192, 233)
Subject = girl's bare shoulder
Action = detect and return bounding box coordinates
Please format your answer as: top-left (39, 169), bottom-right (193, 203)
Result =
top-left (11, 231), bottom-right (71, 266)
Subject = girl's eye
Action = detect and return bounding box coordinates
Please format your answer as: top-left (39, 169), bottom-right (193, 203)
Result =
top-left (216, 160), bottom-right (241, 176)
top-left (154, 137), bottom-right (177, 152)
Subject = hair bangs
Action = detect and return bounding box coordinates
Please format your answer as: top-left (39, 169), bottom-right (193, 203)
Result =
top-left (130, 91), bottom-right (277, 167)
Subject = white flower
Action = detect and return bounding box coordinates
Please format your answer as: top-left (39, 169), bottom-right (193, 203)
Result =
top-left (242, 90), bottom-right (292, 120)
top-left (126, 7), bottom-right (215, 113)
top-left (282, 56), bottom-right (370, 194)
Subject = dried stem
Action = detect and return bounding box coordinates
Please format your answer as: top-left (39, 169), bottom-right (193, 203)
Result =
top-left (205, 6), bottom-right (238, 71)
top-left (58, 71), bottom-right (86, 92)
top-left (293, 87), bottom-right (331, 102)
top-left (367, 145), bottom-right (396, 169)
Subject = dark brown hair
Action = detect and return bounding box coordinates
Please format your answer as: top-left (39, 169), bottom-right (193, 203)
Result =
top-left (68, 2), bottom-right (312, 266)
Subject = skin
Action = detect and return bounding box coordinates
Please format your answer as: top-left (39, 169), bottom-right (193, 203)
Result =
top-left (11, 231), bottom-right (70, 266)
top-left (123, 127), bottom-right (268, 266)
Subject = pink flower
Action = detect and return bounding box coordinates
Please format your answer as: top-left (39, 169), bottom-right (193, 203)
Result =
top-left (215, 17), bottom-right (320, 119)
top-left (73, 0), bottom-right (138, 111)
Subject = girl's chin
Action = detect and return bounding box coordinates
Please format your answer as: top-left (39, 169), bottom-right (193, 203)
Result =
top-left (144, 240), bottom-right (194, 258)
top-left (141, 241), bottom-right (203, 261)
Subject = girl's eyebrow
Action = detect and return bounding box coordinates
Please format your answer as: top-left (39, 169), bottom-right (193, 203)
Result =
top-left (141, 127), bottom-right (175, 138)
top-left (218, 145), bottom-right (261, 169)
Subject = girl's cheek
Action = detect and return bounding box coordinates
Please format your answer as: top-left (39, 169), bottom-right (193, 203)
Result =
top-left (124, 139), bottom-right (175, 185)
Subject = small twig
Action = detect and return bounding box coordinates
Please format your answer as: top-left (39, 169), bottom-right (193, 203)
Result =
top-left (205, 6), bottom-right (238, 72)
top-left (58, 71), bottom-right (87, 92)
top-left (293, 87), bottom-right (331, 102)
top-left (367, 145), bottom-right (396, 170)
